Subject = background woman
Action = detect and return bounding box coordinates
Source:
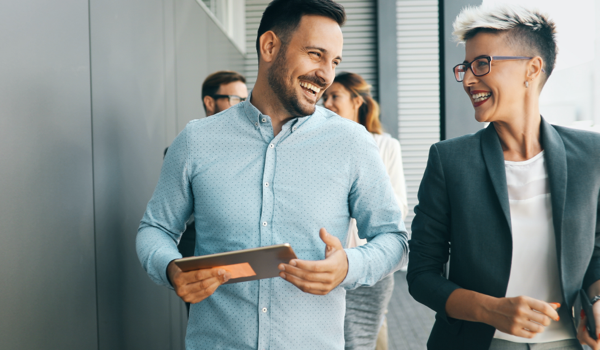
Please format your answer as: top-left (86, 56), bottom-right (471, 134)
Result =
top-left (407, 5), bottom-right (600, 350)
top-left (323, 72), bottom-right (408, 350)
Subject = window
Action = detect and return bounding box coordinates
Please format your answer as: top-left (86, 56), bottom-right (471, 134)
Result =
top-left (199, 0), bottom-right (246, 53)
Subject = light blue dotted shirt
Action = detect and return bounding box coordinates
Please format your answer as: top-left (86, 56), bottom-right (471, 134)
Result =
top-left (136, 98), bottom-right (408, 350)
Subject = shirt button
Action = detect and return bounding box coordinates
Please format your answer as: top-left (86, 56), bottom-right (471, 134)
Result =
top-left (255, 122), bottom-right (258, 127)
top-left (264, 182), bottom-right (269, 187)
top-left (269, 144), bottom-right (274, 148)
top-left (262, 118), bottom-right (266, 122)
top-left (262, 307), bottom-right (267, 313)
top-left (262, 222), bottom-right (267, 226)
top-left (292, 126), bottom-right (297, 131)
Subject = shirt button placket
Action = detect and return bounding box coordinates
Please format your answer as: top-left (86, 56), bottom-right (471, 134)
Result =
top-left (258, 139), bottom-right (276, 350)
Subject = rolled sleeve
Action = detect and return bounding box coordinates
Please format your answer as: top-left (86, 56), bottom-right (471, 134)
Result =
top-left (342, 129), bottom-right (409, 289)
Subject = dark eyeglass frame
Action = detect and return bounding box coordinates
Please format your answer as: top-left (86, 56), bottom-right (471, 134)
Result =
top-left (453, 55), bottom-right (546, 82)
top-left (211, 94), bottom-right (247, 105)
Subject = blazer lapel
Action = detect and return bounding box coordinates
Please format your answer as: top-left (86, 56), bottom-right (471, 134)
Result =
top-left (540, 118), bottom-right (567, 270)
top-left (481, 124), bottom-right (512, 231)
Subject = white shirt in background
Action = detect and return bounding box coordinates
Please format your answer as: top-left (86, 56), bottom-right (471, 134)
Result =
top-left (493, 151), bottom-right (576, 343)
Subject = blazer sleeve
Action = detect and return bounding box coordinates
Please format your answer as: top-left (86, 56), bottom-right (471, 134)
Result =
top-left (407, 144), bottom-right (461, 323)
top-left (583, 190), bottom-right (600, 290)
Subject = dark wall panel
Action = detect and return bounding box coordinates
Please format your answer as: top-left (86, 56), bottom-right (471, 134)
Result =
top-left (0, 1), bottom-right (97, 349)
top-left (443, 0), bottom-right (483, 140)
top-left (89, 0), bottom-right (174, 349)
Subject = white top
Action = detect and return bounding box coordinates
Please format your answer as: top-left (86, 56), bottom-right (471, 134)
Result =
top-left (493, 151), bottom-right (575, 343)
top-left (346, 133), bottom-right (408, 248)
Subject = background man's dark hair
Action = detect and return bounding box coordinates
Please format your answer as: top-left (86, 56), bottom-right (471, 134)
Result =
top-left (255, 0), bottom-right (346, 61)
top-left (201, 70), bottom-right (246, 113)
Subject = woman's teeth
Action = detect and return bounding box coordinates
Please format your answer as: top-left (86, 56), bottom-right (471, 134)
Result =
top-left (472, 92), bottom-right (491, 102)
top-left (300, 81), bottom-right (321, 94)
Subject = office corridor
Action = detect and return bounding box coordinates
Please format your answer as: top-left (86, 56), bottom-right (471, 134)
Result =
top-left (388, 271), bottom-right (435, 350)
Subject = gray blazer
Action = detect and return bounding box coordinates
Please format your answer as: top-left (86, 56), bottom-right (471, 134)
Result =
top-left (407, 118), bottom-right (600, 350)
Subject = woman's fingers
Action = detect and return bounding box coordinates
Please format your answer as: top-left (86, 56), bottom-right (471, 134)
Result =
top-left (527, 298), bottom-right (559, 322)
top-left (527, 310), bottom-right (552, 327)
top-left (578, 314), bottom-right (596, 347)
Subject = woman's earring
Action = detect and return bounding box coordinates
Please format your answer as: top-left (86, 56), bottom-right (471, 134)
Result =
top-left (525, 81), bottom-right (529, 88)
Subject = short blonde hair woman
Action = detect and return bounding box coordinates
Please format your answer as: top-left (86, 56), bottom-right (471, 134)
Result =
top-left (323, 72), bottom-right (408, 350)
top-left (407, 5), bottom-right (600, 350)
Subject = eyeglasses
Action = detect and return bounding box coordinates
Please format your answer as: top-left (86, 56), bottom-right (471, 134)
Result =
top-left (211, 94), bottom-right (247, 106)
top-left (453, 55), bottom-right (545, 82)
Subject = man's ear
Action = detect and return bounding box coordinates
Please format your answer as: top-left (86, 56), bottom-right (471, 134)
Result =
top-left (259, 31), bottom-right (281, 64)
top-left (203, 95), bottom-right (215, 116)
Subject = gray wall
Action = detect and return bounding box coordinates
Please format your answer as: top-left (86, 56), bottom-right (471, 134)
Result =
top-left (0, 0), bottom-right (97, 348)
top-left (442, 0), bottom-right (483, 139)
top-left (377, 0), bottom-right (399, 138)
top-left (0, 0), bottom-right (244, 349)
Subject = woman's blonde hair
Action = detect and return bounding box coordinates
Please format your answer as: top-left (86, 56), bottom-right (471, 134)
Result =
top-left (333, 72), bottom-right (382, 134)
top-left (453, 4), bottom-right (557, 79)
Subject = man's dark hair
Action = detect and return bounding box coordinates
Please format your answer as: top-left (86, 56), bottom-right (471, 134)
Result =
top-left (201, 70), bottom-right (246, 113)
top-left (255, 0), bottom-right (346, 60)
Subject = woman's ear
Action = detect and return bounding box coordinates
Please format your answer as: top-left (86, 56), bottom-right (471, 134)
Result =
top-left (352, 95), bottom-right (364, 110)
top-left (526, 56), bottom-right (544, 82)
top-left (259, 31), bottom-right (281, 64)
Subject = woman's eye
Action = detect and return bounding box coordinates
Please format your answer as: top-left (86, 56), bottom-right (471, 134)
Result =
top-left (476, 60), bottom-right (489, 67)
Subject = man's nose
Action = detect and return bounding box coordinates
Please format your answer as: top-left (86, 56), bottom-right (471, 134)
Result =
top-left (316, 62), bottom-right (335, 87)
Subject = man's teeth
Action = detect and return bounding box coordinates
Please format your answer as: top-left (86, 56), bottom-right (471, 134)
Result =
top-left (472, 92), bottom-right (491, 102)
top-left (300, 81), bottom-right (321, 94)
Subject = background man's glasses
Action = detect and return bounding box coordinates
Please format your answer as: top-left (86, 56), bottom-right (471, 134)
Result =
top-left (211, 94), bottom-right (247, 106)
top-left (453, 55), bottom-right (544, 82)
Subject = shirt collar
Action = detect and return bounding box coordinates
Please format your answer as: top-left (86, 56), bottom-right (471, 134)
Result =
top-left (242, 90), bottom-right (317, 132)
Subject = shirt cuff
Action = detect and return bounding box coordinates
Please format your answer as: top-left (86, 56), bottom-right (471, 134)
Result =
top-left (152, 248), bottom-right (182, 290)
top-left (339, 248), bottom-right (363, 290)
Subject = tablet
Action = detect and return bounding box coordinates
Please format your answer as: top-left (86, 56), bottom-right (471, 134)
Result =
top-left (174, 243), bottom-right (297, 284)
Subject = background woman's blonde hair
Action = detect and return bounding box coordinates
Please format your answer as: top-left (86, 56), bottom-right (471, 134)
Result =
top-left (333, 72), bottom-right (382, 134)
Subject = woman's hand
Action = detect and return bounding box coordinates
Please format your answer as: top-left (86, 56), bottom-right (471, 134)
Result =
top-left (483, 296), bottom-right (560, 338)
top-left (577, 300), bottom-right (600, 350)
top-left (446, 289), bottom-right (560, 339)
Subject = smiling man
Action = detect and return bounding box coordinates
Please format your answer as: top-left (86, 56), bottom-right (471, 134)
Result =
top-left (136, 0), bottom-right (408, 349)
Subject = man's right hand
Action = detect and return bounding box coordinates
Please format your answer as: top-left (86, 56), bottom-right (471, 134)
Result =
top-left (484, 296), bottom-right (560, 338)
top-left (167, 261), bottom-right (231, 304)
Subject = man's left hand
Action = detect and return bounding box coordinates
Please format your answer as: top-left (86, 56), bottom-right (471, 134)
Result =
top-left (278, 228), bottom-right (348, 295)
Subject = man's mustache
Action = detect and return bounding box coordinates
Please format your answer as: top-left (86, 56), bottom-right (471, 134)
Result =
top-left (297, 75), bottom-right (327, 89)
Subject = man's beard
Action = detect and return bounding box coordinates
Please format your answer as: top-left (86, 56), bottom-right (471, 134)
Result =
top-left (267, 47), bottom-right (320, 117)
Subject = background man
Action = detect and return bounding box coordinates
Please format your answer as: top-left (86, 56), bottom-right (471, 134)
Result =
top-left (201, 70), bottom-right (248, 116)
top-left (136, 0), bottom-right (408, 349)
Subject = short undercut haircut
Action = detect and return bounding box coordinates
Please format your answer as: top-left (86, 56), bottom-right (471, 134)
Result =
top-left (453, 5), bottom-right (557, 79)
top-left (201, 70), bottom-right (246, 113)
top-left (255, 0), bottom-right (346, 60)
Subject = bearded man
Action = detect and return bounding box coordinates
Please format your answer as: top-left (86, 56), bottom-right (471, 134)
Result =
top-left (136, 0), bottom-right (408, 349)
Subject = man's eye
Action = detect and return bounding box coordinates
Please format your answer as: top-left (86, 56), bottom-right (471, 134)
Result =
top-left (310, 52), bottom-right (321, 58)
top-left (333, 61), bottom-right (340, 66)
